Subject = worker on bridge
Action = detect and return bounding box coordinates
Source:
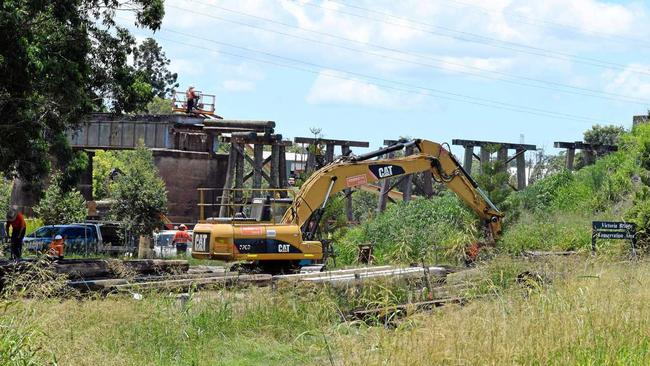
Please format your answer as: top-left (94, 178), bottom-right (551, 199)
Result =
top-left (173, 224), bottom-right (191, 255)
top-left (186, 86), bottom-right (198, 114)
top-left (5, 207), bottom-right (26, 260)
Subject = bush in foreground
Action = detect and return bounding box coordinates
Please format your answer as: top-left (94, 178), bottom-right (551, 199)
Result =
top-left (336, 194), bottom-right (478, 265)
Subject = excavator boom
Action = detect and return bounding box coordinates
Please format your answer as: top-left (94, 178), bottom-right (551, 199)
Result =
top-left (282, 139), bottom-right (503, 239)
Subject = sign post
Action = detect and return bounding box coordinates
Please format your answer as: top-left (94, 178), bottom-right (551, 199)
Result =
top-left (592, 221), bottom-right (637, 258)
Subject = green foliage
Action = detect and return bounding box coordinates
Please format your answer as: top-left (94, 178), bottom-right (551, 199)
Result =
top-left (623, 124), bottom-right (650, 248)
top-left (351, 190), bottom-right (377, 222)
top-left (0, 178), bottom-right (11, 214)
top-left (144, 96), bottom-right (173, 114)
top-left (473, 158), bottom-right (512, 210)
top-left (528, 150), bottom-right (566, 185)
top-left (109, 146), bottom-right (167, 236)
top-left (501, 124), bottom-right (646, 254)
top-left (319, 195), bottom-right (348, 236)
top-left (133, 38), bottom-right (178, 98)
top-left (512, 170), bottom-right (575, 212)
top-left (336, 194), bottom-right (478, 265)
top-left (92, 150), bottom-right (126, 200)
top-left (49, 133), bottom-right (89, 192)
top-left (499, 212), bottom-right (592, 254)
top-left (0, 0), bottom-right (171, 183)
top-left (584, 124), bottom-right (625, 146)
top-left (34, 172), bottom-right (87, 225)
top-left (0, 311), bottom-right (47, 365)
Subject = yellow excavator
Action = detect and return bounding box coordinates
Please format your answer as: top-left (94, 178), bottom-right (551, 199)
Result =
top-left (191, 139), bottom-right (503, 271)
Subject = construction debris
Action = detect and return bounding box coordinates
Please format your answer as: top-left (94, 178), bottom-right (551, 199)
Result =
top-left (0, 258), bottom-right (189, 281)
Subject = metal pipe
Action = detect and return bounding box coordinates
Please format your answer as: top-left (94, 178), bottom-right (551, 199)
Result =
top-left (321, 177), bottom-right (337, 209)
top-left (351, 140), bottom-right (417, 162)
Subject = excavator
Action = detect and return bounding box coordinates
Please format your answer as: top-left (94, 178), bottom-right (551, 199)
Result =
top-left (191, 139), bottom-right (503, 271)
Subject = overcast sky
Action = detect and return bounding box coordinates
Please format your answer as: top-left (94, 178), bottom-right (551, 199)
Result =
top-left (127, 0), bottom-right (650, 157)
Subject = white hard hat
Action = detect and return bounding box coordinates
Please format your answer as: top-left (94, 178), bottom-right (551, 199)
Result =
top-left (54, 235), bottom-right (63, 240)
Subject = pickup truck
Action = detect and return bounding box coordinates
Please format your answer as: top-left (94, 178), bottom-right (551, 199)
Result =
top-left (24, 222), bottom-right (135, 255)
top-left (153, 230), bottom-right (193, 258)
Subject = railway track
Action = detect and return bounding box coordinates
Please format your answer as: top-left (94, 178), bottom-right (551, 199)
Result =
top-left (64, 263), bottom-right (463, 292)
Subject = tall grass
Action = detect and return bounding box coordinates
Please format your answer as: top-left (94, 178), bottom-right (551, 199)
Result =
top-left (3, 258), bottom-right (650, 365)
top-left (333, 260), bottom-right (650, 365)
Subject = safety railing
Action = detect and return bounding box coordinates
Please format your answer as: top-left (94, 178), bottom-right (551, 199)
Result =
top-left (197, 188), bottom-right (296, 223)
top-left (171, 91), bottom-right (216, 115)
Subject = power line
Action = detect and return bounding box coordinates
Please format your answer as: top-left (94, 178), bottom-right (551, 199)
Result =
top-left (293, 0), bottom-right (650, 77)
top-left (136, 23), bottom-right (609, 123)
top-left (166, 1), bottom-right (650, 106)
top-left (439, 0), bottom-right (650, 49)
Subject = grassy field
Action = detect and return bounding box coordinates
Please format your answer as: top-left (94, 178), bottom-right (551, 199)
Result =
top-left (4, 256), bottom-right (650, 365)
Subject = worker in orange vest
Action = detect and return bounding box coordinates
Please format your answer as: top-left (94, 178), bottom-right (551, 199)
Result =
top-left (48, 235), bottom-right (65, 259)
top-left (172, 224), bottom-right (191, 255)
top-left (5, 207), bottom-right (26, 260)
top-left (186, 86), bottom-right (197, 114)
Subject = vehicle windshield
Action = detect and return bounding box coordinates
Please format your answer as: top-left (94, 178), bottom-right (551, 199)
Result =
top-left (155, 233), bottom-right (175, 246)
top-left (27, 226), bottom-right (60, 238)
top-left (61, 226), bottom-right (94, 240)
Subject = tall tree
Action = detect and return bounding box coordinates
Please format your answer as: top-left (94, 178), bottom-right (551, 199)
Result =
top-left (109, 146), bottom-right (167, 236)
top-left (0, 0), bottom-right (171, 183)
top-left (134, 38), bottom-right (178, 98)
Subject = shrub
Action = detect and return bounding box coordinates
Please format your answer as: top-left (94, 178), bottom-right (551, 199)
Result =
top-left (109, 146), bottom-right (167, 236)
top-left (515, 170), bottom-right (574, 212)
top-left (34, 172), bottom-right (87, 225)
top-left (336, 194), bottom-right (478, 265)
top-left (0, 178), bottom-right (11, 214)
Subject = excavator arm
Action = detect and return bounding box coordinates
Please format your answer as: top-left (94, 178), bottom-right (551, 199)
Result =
top-left (281, 139), bottom-right (503, 240)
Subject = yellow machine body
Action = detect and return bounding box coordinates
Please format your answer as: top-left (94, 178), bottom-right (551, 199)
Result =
top-left (191, 222), bottom-right (323, 262)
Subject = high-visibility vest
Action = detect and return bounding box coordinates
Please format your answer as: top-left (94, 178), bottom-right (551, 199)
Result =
top-left (48, 239), bottom-right (64, 258)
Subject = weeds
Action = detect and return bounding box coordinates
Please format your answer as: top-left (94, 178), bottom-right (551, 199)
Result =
top-left (0, 257), bottom-right (77, 299)
top-left (0, 306), bottom-right (49, 366)
top-left (336, 194), bottom-right (478, 265)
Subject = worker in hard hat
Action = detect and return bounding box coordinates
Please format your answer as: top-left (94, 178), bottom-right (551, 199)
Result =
top-left (186, 86), bottom-right (197, 114)
top-left (172, 224), bottom-right (191, 255)
top-left (47, 235), bottom-right (65, 259)
top-left (5, 207), bottom-right (26, 260)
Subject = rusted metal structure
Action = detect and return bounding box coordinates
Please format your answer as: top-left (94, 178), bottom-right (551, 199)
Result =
top-left (452, 139), bottom-right (536, 190)
top-left (554, 141), bottom-right (618, 171)
top-left (217, 130), bottom-right (291, 217)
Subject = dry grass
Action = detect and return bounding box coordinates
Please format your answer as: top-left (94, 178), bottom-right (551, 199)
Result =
top-left (3, 257), bottom-right (650, 365)
top-left (334, 259), bottom-right (650, 365)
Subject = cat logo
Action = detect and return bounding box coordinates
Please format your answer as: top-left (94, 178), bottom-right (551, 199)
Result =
top-left (377, 166), bottom-right (393, 178)
top-left (369, 164), bottom-right (405, 179)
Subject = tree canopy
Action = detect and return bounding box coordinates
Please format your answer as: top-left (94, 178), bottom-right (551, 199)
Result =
top-left (0, 0), bottom-right (176, 183)
top-left (34, 172), bottom-right (87, 225)
top-left (109, 146), bottom-right (167, 236)
top-left (584, 124), bottom-right (625, 146)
